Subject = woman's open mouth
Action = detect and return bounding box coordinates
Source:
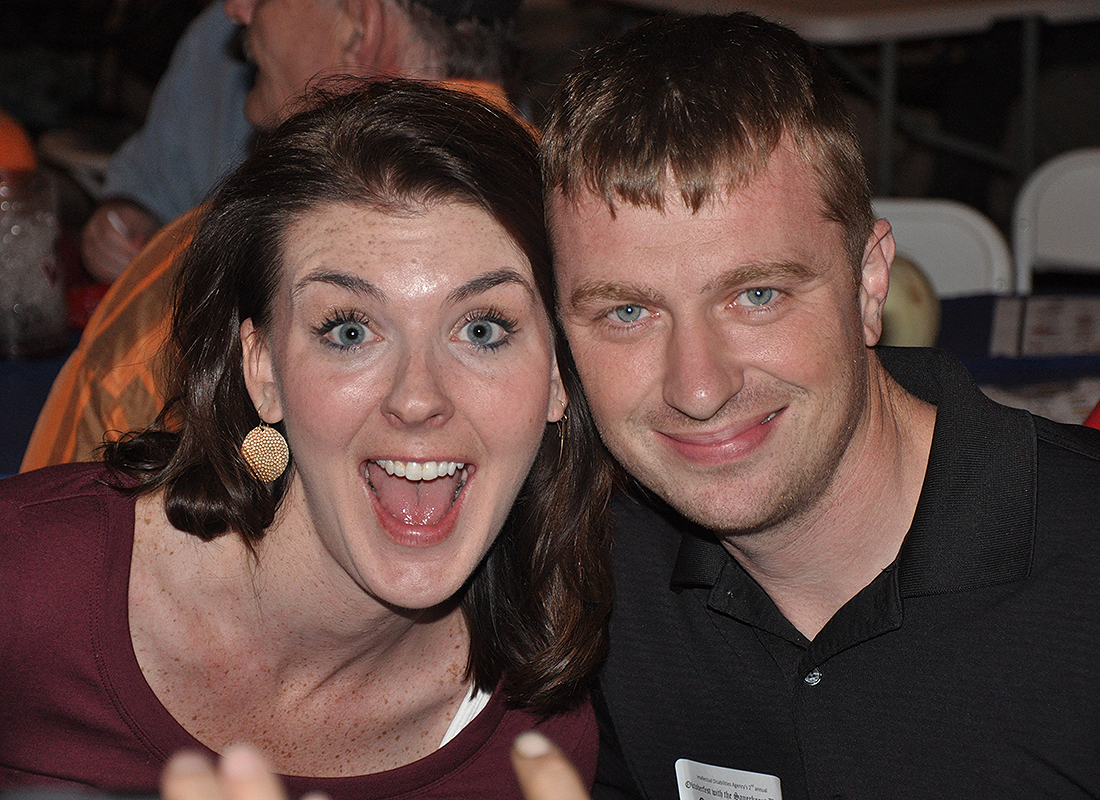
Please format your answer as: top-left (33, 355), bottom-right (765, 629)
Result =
top-left (365, 460), bottom-right (470, 529)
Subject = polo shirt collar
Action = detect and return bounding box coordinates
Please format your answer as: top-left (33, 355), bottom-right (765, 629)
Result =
top-left (882, 346), bottom-right (1035, 596)
top-left (669, 347), bottom-right (1036, 620)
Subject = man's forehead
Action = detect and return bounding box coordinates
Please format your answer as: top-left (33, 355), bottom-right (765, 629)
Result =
top-left (548, 136), bottom-right (818, 209)
top-left (546, 157), bottom-right (850, 290)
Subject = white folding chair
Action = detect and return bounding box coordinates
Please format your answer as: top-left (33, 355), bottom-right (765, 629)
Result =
top-left (1013, 148), bottom-right (1100, 295)
top-left (872, 197), bottom-right (1014, 298)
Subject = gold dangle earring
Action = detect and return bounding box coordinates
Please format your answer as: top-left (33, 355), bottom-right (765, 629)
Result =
top-left (241, 420), bottom-right (289, 482)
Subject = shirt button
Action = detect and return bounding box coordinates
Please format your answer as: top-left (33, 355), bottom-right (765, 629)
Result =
top-left (804, 668), bottom-right (822, 686)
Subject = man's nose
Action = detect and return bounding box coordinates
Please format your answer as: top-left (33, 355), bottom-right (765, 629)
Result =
top-left (224, 0), bottom-right (257, 26)
top-left (661, 320), bottom-right (742, 420)
top-left (380, 349), bottom-right (455, 429)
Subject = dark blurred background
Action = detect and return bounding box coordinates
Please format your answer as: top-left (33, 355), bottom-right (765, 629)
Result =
top-left (4, 0), bottom-right (1100, 240)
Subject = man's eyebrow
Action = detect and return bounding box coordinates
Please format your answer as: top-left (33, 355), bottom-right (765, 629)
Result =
top-left (446, 268), bottom-right (536, 304)
top-left (703, 261), bottom-right (818, 294)
top-left (569, 281), bottom-right (666, 309)
top-left (294, 270), bottom-right (385, 301)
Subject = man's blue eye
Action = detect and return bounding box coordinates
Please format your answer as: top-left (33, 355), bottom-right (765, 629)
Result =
top-left (744, 288), bottom-right (775, 306)
top-left (614, 305), bottom-right (645, 323)
top-left (331, 320), bottom-right (367, 347)
top-left (461, 318), bottom-right (506, 348)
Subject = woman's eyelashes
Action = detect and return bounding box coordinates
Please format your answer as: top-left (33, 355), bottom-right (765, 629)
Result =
top-left (315, 311), bottom-right (375, 350)
top-left (456, 308), bottom-right (518, 352)
top-left (311, 308), bottom-right (520, 352)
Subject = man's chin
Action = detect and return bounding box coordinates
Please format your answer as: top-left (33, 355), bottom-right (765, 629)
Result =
top-left (642, 472), bottom-right (810, 536)
top-left (243, 92), bottom-right (280, 130)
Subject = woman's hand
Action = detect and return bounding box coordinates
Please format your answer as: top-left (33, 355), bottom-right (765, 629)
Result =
top-left (511, 731), bottom-right (593, 800)
top-left (162, 745), bottom-right (299, 800)
top-left (160, 732), bottom-right (593, 800)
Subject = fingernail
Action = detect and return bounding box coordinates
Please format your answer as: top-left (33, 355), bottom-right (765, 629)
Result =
top-left (514, 731), bottom-right (553, 757)
top-left (222, 744), bottom-right (266, 778)
top-left (107, 210), bottom-right (130, 237)
top-left (168, 751), bottom-right (210, 774)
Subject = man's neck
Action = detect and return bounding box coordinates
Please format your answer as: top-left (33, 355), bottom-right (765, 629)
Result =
top-left (720, 365), bottom-right (937, 641)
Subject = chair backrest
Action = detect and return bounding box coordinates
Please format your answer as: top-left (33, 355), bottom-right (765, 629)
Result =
top-left (1013, 148), bottom-right (1100, 295)
top-left (872, 197), bottom-right (1014, 298)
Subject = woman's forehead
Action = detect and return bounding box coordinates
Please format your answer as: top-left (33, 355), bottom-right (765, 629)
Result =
top-left (278, 202), bottom-right (538, 300)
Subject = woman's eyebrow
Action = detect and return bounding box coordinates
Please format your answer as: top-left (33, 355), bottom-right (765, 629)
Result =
top-left (294, 269), bottom-right (385, 301)
top-left (447, 268), bottom-right (536, 304)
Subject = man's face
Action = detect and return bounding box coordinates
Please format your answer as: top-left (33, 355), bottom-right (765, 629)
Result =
top-left (550, 144), bottom-right (890, 535)
top-left (226, 0), bottom-right (362, 127)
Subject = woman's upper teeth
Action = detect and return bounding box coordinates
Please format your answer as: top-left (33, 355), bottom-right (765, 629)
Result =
top-left (375, 460), bottom-right (466, 481)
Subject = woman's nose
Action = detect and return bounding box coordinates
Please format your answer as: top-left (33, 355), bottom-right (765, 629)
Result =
top-left (380, 350), bottom-right (455, 428)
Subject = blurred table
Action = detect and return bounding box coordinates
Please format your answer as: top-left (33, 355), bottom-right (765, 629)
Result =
top-left (937, 293), bottom-right (1100, 423)
top-left (618, 0), bottom-right (1100, 193)
top-left (0, 339), bottom-right (72, 478)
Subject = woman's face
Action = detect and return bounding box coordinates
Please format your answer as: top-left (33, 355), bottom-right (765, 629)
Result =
top-left (242, 201), bottom-right (566, 610)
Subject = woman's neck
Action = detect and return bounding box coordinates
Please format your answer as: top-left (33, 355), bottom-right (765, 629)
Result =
top-left (129, 486), bottom-right (474, 775)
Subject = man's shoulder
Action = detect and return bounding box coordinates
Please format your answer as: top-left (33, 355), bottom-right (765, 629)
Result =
top-left (1031, 416), bottom-right (1100, 533)
top-left (1034, 415), bottom-right (1100, 464)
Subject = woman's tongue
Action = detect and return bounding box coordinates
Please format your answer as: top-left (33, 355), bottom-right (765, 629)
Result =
top-left (367, 462), bottom-right (460, 526)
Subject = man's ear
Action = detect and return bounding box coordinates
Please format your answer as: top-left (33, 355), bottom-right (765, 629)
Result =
top-left (546, 358), bottom-right (568, 424)
top-left (858, 218), bottom-right (895, 347)
top-left (241, 319), bottom-right (283, 424)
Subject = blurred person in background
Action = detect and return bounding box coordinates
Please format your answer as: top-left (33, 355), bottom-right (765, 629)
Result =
top-left (79, 0), bottom-right (521, 283)
top-left (80, 2), bottom-right (253, 284)
top-left (25, 0), bottom-right (523, 471)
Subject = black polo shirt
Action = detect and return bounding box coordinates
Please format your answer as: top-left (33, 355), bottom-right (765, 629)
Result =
top-left (594, 347), bottom-right (1100, 800)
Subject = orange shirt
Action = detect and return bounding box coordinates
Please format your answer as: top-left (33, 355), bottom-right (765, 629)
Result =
top-left (20, 209), bottom-right (199, 471)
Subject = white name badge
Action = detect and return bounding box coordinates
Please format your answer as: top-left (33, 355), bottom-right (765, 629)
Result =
top-left (675, 758), bottom-right (782, 800)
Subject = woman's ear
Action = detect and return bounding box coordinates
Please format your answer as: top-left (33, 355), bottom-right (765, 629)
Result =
top-left (546, 359), bottom-right (568, 424)
top-left (859, 218), bottom-right (895, 347)
top-left (241, 318), bottom-right (284, 423)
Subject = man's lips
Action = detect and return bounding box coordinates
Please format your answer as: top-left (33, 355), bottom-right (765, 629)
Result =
top-left (658, 408), bottom-right (783, 464)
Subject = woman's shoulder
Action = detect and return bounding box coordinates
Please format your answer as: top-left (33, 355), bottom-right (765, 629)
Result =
top-left (0, 462), bottom-right (135, 555)
top-left (2, 460), bottom-right (115, 495)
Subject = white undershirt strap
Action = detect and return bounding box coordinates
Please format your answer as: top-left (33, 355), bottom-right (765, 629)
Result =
top-left (439, 683), bottom-right (492, 747)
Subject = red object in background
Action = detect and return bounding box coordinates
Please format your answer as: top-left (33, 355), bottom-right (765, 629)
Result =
top-left (1085, 400), bottom-right (1100, 430)
top-left (56, 227), bottom-right (110, 330)
top-left (0, 110), bottom-right (36, 171)
top-left (67, 283), bottom-right (111, 329)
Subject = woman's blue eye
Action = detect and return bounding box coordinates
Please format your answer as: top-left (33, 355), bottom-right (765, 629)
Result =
top-left (329, 320), bottom-right (368, 348)
top-left (613, 305), bottom-right (645, 323)
top-left (460, 318), bottom-right (507, 348)
top-left (742, 288), bottom-right (775, 306)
